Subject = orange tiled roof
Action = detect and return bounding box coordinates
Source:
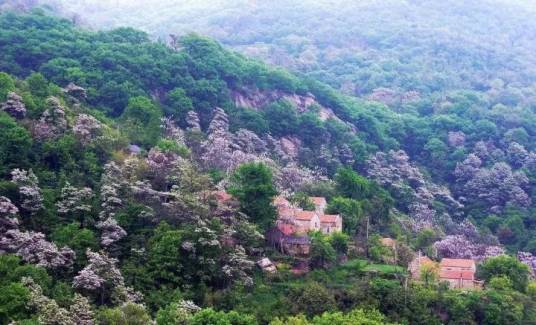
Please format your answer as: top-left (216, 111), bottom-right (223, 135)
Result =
top-left (310, 197), bottom-right (327, 206)
top-left (320, 214), bottom-right (339, 224)
top-left (294, 210), bottom-right (318, 221)
top-left (440, 270), bottom-right (474, 280)
top-left (440, 258), bottom-right (475, 268)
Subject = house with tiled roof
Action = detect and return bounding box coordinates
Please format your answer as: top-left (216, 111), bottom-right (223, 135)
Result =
top-left (269, 195), bottom-right (343, 256)
top-left (320, 214), bottom-right (342, 234)
top-left (310, 197), bottom-right (327, 214)
top-left (294, 210), bottom-right (321, 233)
top-left (439, 258), bottom-right (479, 289)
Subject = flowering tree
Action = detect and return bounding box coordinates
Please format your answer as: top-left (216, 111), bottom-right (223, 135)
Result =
top-left (1, 91), bottom-right (26, 119)
top-left (0, 229), bottom-right (75, 268)
top-left (96, 217), bottom-right (127, 247)
top-left (0, 196), bottom-right (19, 233)
top-left (201, 108), bottom-right (233, 170)
top-left (33, 97), bottom-right (67, 139)
top-left (221, 245), bottom-right (255, 287)
top-left (22, 277), bottom-right (76, 325)
top-left (434, 233), bottom-right (504, 261)
top-left (463, 162), bottom-right (530, 212)
top-left (507, 142), bottom-right (529, 168)
top-left (447, 131), bottom-right (465, 147)
top-left (70, 294), bottom-right (95, 325)
top-left (186, 110), bottom-right (201, 131)
top-left (517, 251), bottom-right (536, 275)
top-left (161, 116), bottom-right (185, 145)
top-left (0, 195), bottom-right (74, 269)
top-left (97, 162), bottom-right (128, 250)
top-left (56, 182), bottom-right (93, 226)
top-left (74, 249), bottom-right (139, 304)
top-left (454, 154), bottom-right (482, 182)
top-left (232, 129), bottom-right (267, 154)
top-left (11, 168), bottom-right (44, 215)
top-left (73, 114), bottom-right (102, 144)
top-left (366, 150), bottom-right (461, 228)
top-left (63, 82), bottom-right (87, 101)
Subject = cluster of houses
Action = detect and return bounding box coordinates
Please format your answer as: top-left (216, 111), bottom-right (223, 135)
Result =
top-left (408, 253), bottom-right (481, 289)
top-left (267, 196), bottom-right (342, 256)
top-left (212, 191), bottom-right (342, 257)
top-left (214, 190), bottom-right (482, 287)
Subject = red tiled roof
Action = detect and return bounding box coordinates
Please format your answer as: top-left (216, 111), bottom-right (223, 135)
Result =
top-left (440, 270), bottom-right (474, 280)
top-left (310, 197), bottom-right (327, 206)
top-left (277, 223), bottom-right (296, 236)
top-left (440, 258), bottom-right (475, 268)
top-left (320, 214), bottom-right (339, 224)
top-left (294, 210), bottom-right (318, 221)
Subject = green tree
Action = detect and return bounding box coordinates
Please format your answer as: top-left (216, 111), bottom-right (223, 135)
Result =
top-left (229, 163), bottom-right (277, 231)
top-left (290, 282), bottom-right (336, 318)
top-left (262, 100), bottom-right (299, 136)
top-left (96, 303), bottom-right (152, 325)
top-left (0, 72), bottom-right (15, 100)
top-left (290, 192), bottom-right (315, 211)
top-left (0, 112), bottom-right (32, 176)
top-left (51, 223), bottom-right (99, 268)
top-left (120, 96), bottom-right (162, 147)
top-left (329, 232), bottom-right (349, 255)
top-left (191, 308), bottom-right (257, 325)
top-left (478, 255), bottom-right (530, 292)
top-left (334, 168), bottom-right (371, 200)
top-left (165, 87), bottom-right (193, 123)
top-left (0, 283), bottom-right (31, 323)
top-left (156, 302), bottom-right (192, 325)
top-left (326, 197), bottom-right (362, 234)
top-left (25, 73), bottom-right (49, 98)
top-left (309, 233), bottom-right (336, 269)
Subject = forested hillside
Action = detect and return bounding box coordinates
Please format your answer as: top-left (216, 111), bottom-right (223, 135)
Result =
top-left (1, 4), bottom-right (536, 325)
top-left (23, 0), bottom-right (536, 253)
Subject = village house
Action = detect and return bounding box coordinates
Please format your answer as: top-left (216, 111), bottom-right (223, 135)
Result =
top-left (268, 195), bottom-right (343, 256)
top-left (439, 258), bottom-right (479, 289)
top-left (273, 195), bottom-right (342, 234)
top-left (294, 210), bottom-right (321, 233)
top-left (320, 214), bottom-right (343, 234)
top-left (408, 255), bottom-right (480, 289)
top-left (310, 197), bottom-right (327, 214)
top-left (266, 226), bottom-right (311, 256)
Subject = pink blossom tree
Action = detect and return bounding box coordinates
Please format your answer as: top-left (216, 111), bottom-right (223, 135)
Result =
top-left (1, 92), bottom-right (26, 119)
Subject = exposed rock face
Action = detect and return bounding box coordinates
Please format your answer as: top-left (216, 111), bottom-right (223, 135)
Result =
top-left (232, 88), bottom-right (336, 118)
top-left (1, 92), bottom-right (26, 119)
top-left (279, 136), bottom-right (301, 159)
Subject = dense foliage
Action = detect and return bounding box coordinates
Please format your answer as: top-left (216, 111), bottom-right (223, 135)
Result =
top-left (0, 3), bottom-right (536, 324)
